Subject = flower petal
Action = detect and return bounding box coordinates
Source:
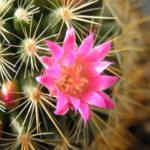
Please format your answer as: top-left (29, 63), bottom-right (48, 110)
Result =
top-left (97, 91), bottom-right (114, 109)
top-left (46, 40), bottom-right (63, 62)
top-left (54, 89), bottom-right (69, 115)
top-left (89, 75), bottom-right (118, 91)
top-left (54, 104), bottom-right (69, 115)
top-left (78, 102), bottom-right (91, 126)
top-left (76, 34), bottom-right (93, 56)
top-left (98, 75), bottom-right (118, 90)
top-left (60, 49), bottom-right (76, 67)
top-left (82, 61), bottom-right (113, 78)
top-left (83, 41), bottom-right (111, 62)
top-left (36, 75), bottom-right (55, 89)
top-left (95, 61), bottom-right (113, 73)
top-left (49, 89), bottom-right (57, 97)
top-left (63, 27), bottom-right (75, 51)
top-left (68, 96), bottom-right (80, 112)
top-left (81, 92), bottom-right (106, 108)
top-left (44, 64), bottom-right (60, 78)
top-left (40, 56), bottom-right (54, 68)
top-left (93, 41), bottom-right (111, 61)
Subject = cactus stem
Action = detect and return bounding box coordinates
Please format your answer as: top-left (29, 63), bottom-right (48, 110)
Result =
top-left (6, 81), bottom-right (74, 148)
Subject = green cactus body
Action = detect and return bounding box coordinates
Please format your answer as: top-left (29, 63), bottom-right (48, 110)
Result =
top-left (0, 0), bottom-right (148, 150)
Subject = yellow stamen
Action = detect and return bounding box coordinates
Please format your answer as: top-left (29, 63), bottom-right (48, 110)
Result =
top-left (55, 64), bottom-right (88, 96)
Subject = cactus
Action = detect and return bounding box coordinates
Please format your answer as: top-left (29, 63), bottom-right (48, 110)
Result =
top-left (0, 0), bottom-right (149, 150)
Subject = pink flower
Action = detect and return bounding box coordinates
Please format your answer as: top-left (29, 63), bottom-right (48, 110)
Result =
top-left (36, 27), bottom-right (118, 125)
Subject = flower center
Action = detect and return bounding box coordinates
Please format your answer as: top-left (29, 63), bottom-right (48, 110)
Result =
top-left (55, 64), bottom-right (88, 97)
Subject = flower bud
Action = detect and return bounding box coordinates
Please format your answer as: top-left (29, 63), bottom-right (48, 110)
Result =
top-left (1, 80), bottom-right (18, 109)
